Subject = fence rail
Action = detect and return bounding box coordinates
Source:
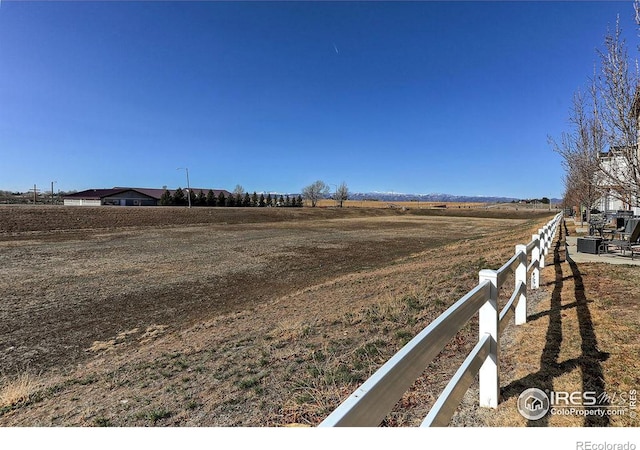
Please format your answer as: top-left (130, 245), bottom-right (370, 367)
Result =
top-left (319, 212), bottom-right (563, 427)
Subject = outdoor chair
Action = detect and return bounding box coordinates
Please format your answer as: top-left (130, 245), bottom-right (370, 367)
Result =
top-left (599, 219), bottom-right (640, 260)
top-left (601, 216), bottom-right (626, 240)
top-left (588, 213), bottom-right (606, 237)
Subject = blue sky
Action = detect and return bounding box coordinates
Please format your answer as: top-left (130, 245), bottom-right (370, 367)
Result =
top-left (1, 1), bottom-right (638, 199)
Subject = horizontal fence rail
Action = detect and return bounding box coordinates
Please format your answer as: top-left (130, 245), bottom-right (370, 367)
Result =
top-left (499, 281), bottom-right (526, 335)
top-left (421, 334), bottom-right (491, 427)
top-left (319, 212), bottom-right (563, 427)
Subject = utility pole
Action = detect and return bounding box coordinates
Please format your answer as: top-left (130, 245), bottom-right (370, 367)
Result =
top-left (177, 167), bottom-right (191, 208)
top-left (331, 184), bottom-right (337, 207)
top-left (29, 184), bottom-right (40, 204)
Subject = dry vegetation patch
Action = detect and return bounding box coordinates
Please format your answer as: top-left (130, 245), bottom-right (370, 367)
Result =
top-left (0, 374), bottom-right (39, 411)
top-left (0, 206), bottom-right (556, 426)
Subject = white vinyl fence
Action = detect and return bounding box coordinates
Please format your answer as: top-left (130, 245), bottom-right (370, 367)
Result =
top-left (319, 212), bottom-right (563, 427)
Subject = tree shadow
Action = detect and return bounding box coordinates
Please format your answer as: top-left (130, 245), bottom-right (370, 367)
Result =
top-left (499, 220), bottom-right (610, 426)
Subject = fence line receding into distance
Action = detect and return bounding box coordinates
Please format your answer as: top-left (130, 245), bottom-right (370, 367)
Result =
top-left (319, 212), bottom-right (563, 427)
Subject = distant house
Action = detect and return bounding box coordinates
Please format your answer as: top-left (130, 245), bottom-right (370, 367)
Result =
top-left (63, 187), bottom-right (231, 206)
top-left (596, 147), bottom-right (640, 214)
top-left (594, 90), bottom-right (640, 216)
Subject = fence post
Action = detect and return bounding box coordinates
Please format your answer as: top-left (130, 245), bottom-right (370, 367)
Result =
top-left (543, 224), bottom-right (551, 257)
top-left (538, 228), bottom-right (546, 269)
top-left (478, 269), bottom-right (499, 408)
top-left (531, 234), bottom-right (540, 289)
top-left (515, 244), bottom-right (527, 325)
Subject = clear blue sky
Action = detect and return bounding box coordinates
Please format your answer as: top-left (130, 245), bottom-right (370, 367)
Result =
top-left (1, 1), bottom-right (638, 198)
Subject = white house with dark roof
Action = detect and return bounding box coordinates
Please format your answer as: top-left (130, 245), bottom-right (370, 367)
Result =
top-left (63, 187), bottom-right (231, 206)
top-left (63, 188), bottom-right (160, 206)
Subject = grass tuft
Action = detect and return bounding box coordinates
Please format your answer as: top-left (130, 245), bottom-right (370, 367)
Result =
top-left (0, 373), bottom-right (38, 409)
top-left (146, 409), bottom-right (172, 424)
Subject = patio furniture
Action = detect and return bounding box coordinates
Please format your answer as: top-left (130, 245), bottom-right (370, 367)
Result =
top-left (588, 214), bottom-right (606, 237)
top-left (577, 237), bottom-right (603, 255)
top-left (599, 220), bottom-right (640, 260)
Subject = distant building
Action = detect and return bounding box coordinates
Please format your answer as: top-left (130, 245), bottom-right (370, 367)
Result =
top-left (63, 187), bottom-right (230, 206)
top-left (596, 147), bottom-right (640, 214)
top-left (594, 89), bottom-right (640, 215)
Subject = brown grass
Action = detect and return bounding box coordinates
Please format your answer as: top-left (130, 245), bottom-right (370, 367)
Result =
top-left (0, 206), bottom-right (571, 426)
top-left (0, 374), bottom-right (38, 410)
top-left (314, 199), bottom-right (489, 209)
top-left (483, 219), bottom-right (640, 427)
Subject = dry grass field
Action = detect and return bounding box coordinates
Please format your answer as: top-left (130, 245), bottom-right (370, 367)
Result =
top-left (483, 219), bottom-right (640, 427)
top-left (313, 199), bottom-right (489, 209)
top-left (0, 205), bottom-right (598, 427)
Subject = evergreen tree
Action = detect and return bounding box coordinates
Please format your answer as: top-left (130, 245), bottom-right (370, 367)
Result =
top-left (296, 195), bottom-right (303, 207)
top-left (159, 189), bottom-right (173, 206)
top-left (266, 193), bottom-right (272, 207)
top-left (285, 195), bottom-right (291, 207)
top-left (217, 191), bottom-right (226, 207)
top-left (243, 192), bottom-right (251, 207)
top-left (189, 189), bottom-right (197, 207)
top-left (206, 189), bottom-right (216, 207)
top-left (196, 190), bottom-right (206, 207)
top-left (227, 194), bottom-right (236, 207)
top-left (174, 187), bottom-right (185, 206)
top-left (278, 195), bottom-right (284, 207)
top-left (251, 192), bottom-right (258, 207)
top-left (259, 193), bottom-right (265, 207)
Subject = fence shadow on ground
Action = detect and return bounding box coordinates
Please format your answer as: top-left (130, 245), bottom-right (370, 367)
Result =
top-left (498, 219), bottom-right (610, 426)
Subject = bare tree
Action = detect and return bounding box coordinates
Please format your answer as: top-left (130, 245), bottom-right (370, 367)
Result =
top-left (565, 151), bottom-right (602, 225)
top-left (553, 10), bottom-right (640, 214)
top-left (302, 180), bottom-right (329, 207)
top-left (550, 88), bottom-right (604, 223)
top-left (594, 15), bottom-right (640, 208)
top-left (334, 182), bottom-right (349, 207)
top-left (233, 184), bottom-right (245, 205)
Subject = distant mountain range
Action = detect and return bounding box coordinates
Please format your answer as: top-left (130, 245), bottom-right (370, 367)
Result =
top-left (340, 192), bottom-right (561, 204)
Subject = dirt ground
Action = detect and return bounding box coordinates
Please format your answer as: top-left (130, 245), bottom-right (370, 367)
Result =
top-left (0, 205), bottom-right (556, 426)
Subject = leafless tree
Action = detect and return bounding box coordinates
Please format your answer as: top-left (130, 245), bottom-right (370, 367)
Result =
top-left (233, 184), bottom-right (245, 204)
top-left (565, 152), bottom-right (602, 225)
top-left (550, 88), bottom-right (604, 223)
top-left (594, 15), bottom-right (640, 208)
top-left (553, 10), bottom-right (640, 214)
top-left (302, 180), bottom-right (329, 207)
top-left (334, 182), bottom-right (349, 207)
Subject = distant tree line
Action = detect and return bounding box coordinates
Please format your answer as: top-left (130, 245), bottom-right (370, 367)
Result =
top-left (510, 197), bottom-right (551, 205)
top-left (0, 189), bottom-right (73, 205)
top-left (159, 187), bottom-right (303, 208)
top-left (162, 179), bottom-right (352, 208)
